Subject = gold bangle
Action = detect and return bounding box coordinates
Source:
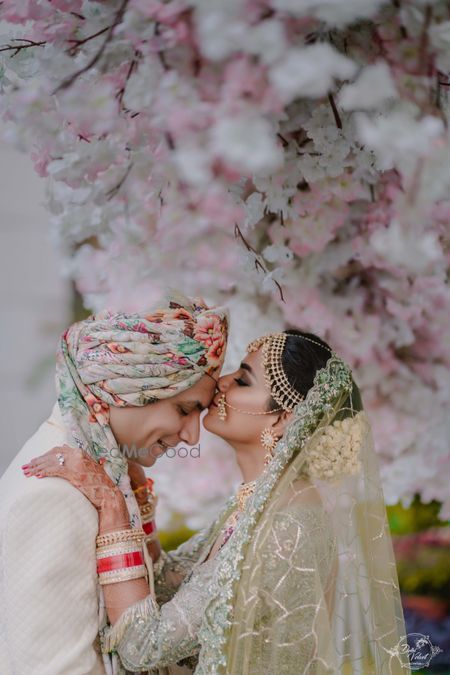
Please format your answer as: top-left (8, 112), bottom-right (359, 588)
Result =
top-left (96, 541), bottom-right (144, 558)
top-left (140, 502), bottom-right (155, 515)
top-left (145, 494), bottom-right (157, 508)
top-left (144, 532), bottom-right (157, 544)
top-left (140, 508), bottom-right (155, 522)
top-left (98, 565), bottom-right (147, 585)
top-left (96, 528), bottom-right (145, 549)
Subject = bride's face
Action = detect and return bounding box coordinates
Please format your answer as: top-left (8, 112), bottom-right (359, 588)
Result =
top-left (203, 348), bottom-right (287, 446)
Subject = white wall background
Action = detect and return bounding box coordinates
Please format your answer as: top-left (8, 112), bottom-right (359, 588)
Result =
top-left (0, 124), bottom-right (70, 476)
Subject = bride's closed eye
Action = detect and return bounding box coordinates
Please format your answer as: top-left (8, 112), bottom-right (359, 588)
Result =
top-left (234, 377), bottom-right (249, 387)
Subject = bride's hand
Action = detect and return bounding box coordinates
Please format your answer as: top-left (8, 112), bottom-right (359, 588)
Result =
top-left (127, 459), bottom-right (151, 506)
top-left (22, 445), bottom-right (126, 514)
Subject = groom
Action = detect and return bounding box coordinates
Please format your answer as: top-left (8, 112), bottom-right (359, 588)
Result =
top-left (0, 295), bottom-right (227, 675)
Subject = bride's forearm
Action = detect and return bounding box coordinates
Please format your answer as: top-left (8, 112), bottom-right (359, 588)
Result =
top-left (98, 499), bottom-right (130, 535)
top-left (145, 536), bottom-right (162, 564)
top-left (98, 498), bottom-right (151, 625)
top-left (102, 573), bottom-right (150, 625)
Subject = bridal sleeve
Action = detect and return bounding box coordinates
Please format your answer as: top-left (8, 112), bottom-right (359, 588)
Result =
top-left (102, 559), bottom-right (214, 670)
top-left (153, 521), bottom-right (216, 604)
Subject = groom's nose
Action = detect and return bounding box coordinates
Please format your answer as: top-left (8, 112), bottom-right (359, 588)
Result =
top-left (179, 409), bottom-right (201, 446)
top-left (217, 373), bottom-right (231, 392)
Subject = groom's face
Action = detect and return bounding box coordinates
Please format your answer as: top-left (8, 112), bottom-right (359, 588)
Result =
top-left (109, 372), bottom-right (219, 466)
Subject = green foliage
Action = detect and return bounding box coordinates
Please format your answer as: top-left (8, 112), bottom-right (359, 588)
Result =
top-left (388, 496), bottom-right (450, 599)
top-left (387, 494), bottom-right (446, 536)
top-left (160, 526), bottom-right (196, 552)
top-left (396, 545), bottom-right (450, 597)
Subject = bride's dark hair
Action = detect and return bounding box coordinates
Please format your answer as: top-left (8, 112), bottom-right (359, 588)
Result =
top-left (267, 328), bottom-right (363, 417)
top-left (266, 329), bottom-right (331, 412)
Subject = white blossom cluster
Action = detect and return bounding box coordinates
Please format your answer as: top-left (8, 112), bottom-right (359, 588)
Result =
top-left (0, 0), bottom-right (449, 521)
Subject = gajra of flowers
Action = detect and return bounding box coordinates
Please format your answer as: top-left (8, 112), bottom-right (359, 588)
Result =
top-left (302, 413), bottom-right (364, 482)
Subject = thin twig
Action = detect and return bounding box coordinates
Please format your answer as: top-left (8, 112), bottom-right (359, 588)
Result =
top-left (0, 39), bottom-right (46, 56)
top-left (234, 223), bottom-right (285, 302)
top-left (52, 0), bottom-right (130, 95)
top-left (116, 52), bottom-right (141, 108)
top-left (66, 26), bottom-right (110, 56)
top-left (154, 22), bottom-right (169, 71)
top-left (417, 4), bottom-right (432, 74)
top-left (277, 133), bottom-right (289, 148)
top-left (328, 92), bottom-right (342, 129)
top-left (105, 162), bottom-right (133, 200)
top-left (165, 132), bottom-right (175, 150)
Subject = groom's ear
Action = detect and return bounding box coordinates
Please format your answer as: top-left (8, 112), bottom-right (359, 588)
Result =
top-left (271, 410), bottom-right (293, 436)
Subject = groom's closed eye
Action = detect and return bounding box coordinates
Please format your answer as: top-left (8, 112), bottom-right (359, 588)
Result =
top-left (181, 400), bottom-right (207, 414)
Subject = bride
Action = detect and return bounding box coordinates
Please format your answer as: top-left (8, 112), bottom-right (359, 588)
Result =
top-left (24, 330), bottom-right (411, 674)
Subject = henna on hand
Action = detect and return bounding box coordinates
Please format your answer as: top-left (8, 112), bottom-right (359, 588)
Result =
top-left (23, 445), bottom-right (127, 514)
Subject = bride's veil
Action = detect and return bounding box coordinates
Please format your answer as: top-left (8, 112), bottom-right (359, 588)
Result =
top-left (198, 357), bottom-right (411, 674)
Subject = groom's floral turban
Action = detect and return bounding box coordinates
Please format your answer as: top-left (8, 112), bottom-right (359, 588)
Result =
top-left (56, 292), bottom-right (229, 430)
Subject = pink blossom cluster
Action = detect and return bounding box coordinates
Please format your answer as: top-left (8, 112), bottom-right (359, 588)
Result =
top-left (1, 0), bottom-right (449, 522)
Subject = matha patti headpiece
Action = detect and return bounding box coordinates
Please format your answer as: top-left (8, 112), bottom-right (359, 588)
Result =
top-left (247, 332), bottom-right (334, 413)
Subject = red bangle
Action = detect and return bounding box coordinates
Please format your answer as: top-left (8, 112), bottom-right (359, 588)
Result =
top-left (97, 551), bottom-right (144, 574)
top-left (142, 519), bottom-right (156, 536)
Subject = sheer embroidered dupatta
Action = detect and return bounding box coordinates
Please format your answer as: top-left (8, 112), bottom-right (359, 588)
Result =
top-left (197, 358), bottom-right (411, 675)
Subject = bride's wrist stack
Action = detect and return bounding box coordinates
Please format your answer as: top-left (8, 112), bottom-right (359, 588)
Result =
top-left (133, 477), bottom-right (158, 546)
top-left (96, 527), bottom-right (147, 585)
top-left (96, 477), bottom-right (159, 586)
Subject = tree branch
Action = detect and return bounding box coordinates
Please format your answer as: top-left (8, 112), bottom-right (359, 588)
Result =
top-left (52, 0), bottom-right (130, 95)
top-left (328, 92), bottom-right (342, 129)
top-left (66, 26), bottom-right (110, 57)
top-left (116, 51), bottom-right (141, 108)
top-left (0, 38), bottom-right (46, 56)
top-left (105, 162), bottom-right (133, 200)
top-left (234, 223), bottom-right (285, 303)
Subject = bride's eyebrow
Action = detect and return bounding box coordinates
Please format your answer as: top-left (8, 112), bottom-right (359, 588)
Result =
top-left (240, 362), bottom-right (255, 379)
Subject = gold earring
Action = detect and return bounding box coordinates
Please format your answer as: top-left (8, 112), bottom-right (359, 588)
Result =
top-left (217, 394), bottom-right (227, 421)
top-left (261, 427), bottom-right (279, 465)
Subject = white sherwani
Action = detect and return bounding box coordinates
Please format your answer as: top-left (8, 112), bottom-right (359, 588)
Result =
top-left (0, 402), bottom-right (107, 675)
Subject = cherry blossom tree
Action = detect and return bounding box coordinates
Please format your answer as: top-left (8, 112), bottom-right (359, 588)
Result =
top-left (1, 0), bottom-right (449, 524)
